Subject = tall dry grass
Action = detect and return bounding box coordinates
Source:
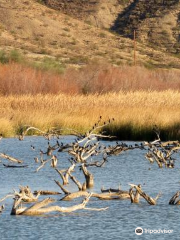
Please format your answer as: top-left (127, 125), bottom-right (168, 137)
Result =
top-left (1, 91), bottom-right (180, 140)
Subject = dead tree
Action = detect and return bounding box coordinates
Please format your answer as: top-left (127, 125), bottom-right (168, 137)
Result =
top-left (18, 126), bottom-right (62, 141)
top-left (129, 185), bottom-right (141, 203)
top-left (144, 126), bottom-right (180, 168)
top-left (55, 163), bottom-right (76, 185)
top-left (81, 164), bottom-right (94, 188)
top-left (129, 184), bottom-right (162, 205)
top-left (55, 180), bottom-right (130, 201)
top-left (36, 155), bottom-right (58, 172)
top-left (11, 194), bottom-right (108, 215)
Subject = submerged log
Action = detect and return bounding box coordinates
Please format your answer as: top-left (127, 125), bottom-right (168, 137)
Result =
top-left (3, 164), bottom-right (28, 168)
top-left (92, 191), bottom-right (130, 200)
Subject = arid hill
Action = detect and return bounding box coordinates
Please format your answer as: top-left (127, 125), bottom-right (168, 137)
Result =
top-left (113, 0), bottom-right (180, 55)
top-left (0, 0), bottom-right (179, 69)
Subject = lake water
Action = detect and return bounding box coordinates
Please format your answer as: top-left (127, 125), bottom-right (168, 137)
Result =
top-left (0, 136), bottom-right (180, 240)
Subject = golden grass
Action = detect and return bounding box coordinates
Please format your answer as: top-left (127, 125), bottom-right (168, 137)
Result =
top-left (1, 90), bottom-right (180, 139)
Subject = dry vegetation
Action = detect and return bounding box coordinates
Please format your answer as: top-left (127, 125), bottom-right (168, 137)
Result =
top-left (1, 63), bottom-right (180, 95)
top-left (1, 88), bottom-right (180, 139)
top-left (1, 62), bottom-right (180, 139)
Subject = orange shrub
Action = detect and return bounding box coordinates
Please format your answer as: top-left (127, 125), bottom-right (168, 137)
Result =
top-left (0, 62), bottom-right (180, 95)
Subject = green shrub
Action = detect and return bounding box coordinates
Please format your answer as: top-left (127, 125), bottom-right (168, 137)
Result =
top-left (0, 50), bottom-right (9, 64)
top-left (9, 49), bottom-right (23, 63)
top-left (33, 57), bottom-right (65, 74)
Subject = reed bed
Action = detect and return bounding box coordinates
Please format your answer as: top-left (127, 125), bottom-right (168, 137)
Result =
top-left (1, 91), bottom-right (180, 140)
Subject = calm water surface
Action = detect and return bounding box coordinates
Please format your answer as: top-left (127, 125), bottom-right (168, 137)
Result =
top-left (0, 136), bottom-right (180, 240)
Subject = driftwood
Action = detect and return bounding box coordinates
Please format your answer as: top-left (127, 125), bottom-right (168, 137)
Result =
top-left (54, 180), bottom-right (88, 200)
top-left (0, 153), bottom-right (23, 164)
top-left (11, 193), bottom-right (108, 215)
top-left (55, 179), bottom-right (130, 201)
top-left (169, 191), bottom-right (180, 205)
top-left (129, 184), bottom-right (162, 205)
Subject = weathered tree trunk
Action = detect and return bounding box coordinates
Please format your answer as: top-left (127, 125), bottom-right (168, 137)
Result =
top-left (55, 163), bottom-right (75, 185)
top-left (129, 184), bottom-right (161, 205)
top-left (81, 164), bottom-right (94, 188)
top-left (54, 180), bottom-right (70, 194)
top-left (61, 191), bottom-right (90, 201)
top-left (11, 194), bottom-right (99, 215)
top-left (169, 191), bottom-right (180, 205)
top-left (129, 186), bottom-right (140, 203)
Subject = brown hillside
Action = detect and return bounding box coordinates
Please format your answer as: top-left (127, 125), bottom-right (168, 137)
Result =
top-left (113, 0), bottom-right (180, 54)
top-left (0, 0), bottom-right (179, 69)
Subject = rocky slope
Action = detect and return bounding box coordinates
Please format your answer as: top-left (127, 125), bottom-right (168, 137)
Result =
top-left (42, 0), bottom-right (127, 28)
